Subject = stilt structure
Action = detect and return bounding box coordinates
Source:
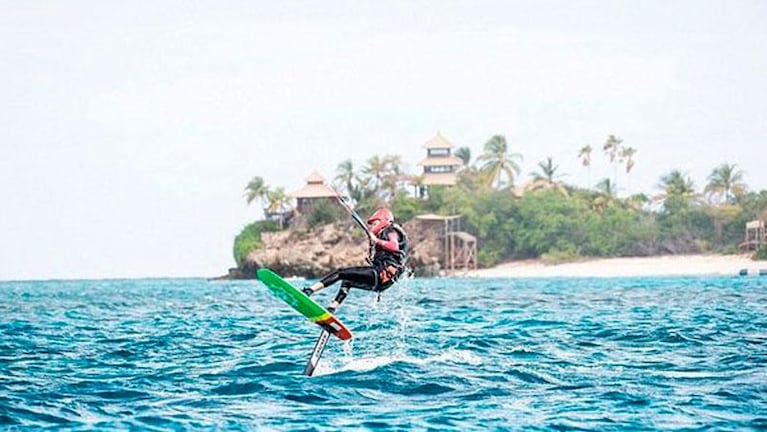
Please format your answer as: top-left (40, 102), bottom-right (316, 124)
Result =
top-left (415, 214), bottom-right (477, 273)
top-left (740, 220), bottom-right (766, 252)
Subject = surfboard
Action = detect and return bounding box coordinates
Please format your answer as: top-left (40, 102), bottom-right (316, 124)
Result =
top-left (256, 268), bottom-right (353, 341)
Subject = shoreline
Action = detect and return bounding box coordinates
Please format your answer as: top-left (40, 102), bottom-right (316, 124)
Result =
top-left (464, 254), bottom-right (765, 278)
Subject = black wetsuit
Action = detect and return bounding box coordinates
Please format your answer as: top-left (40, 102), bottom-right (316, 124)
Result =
top-left (318, 224), bottom-right (408, 306)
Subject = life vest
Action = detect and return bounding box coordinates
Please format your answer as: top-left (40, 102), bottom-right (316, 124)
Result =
top-left (371, 223), bottom-right (409, 287)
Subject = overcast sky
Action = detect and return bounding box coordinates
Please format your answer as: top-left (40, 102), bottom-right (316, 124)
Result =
top-left (1, 1), bottom-right (764, 280)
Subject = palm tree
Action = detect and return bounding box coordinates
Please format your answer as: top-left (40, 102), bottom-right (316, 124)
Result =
top-left (265, 187), bottom-right (291, 229)
top-left (620, 146), bottom-right (637, 194)
top-left (476, 135), bottom-right (523, 190)
top-left (577, 145), bottom-right (592, 188)
top-left (380, 154), bottom-right (403, 200)
top-left (243, 176), bottom-right (268, 205)
top-left (454, 146), bottom-right (472, 166)
top-left (705, 163), bottom-right (746, 205)
top-left (362, 155), bottom-right (387, 192)
top-left (361, 154), bottom-right (402, 202)
top-left (656, 170), bottom-right (698, 211)
top-left (626, 193), bottom-right (650, 212)
top-left (334, 159), bottom-right (356, 198)
top-left (527, 157), bottom-right (568, 196)
top-left (602, 135), bottom-right (622, 188)
top-left (592, 178), bottom-right (617, 213)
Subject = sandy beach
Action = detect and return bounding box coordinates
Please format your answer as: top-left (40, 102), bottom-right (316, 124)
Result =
top-left (465, 254), bottom-right (766, 278)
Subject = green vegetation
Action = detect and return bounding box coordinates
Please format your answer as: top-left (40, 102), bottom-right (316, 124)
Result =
top-left (306, 199), bottom-right (344, 229)
top-left (237, 134), bottom-right (767, 267)
top-left (233, 220), bottom-right (280, 266)
top-left (755, 245), bottom-right (767, 261)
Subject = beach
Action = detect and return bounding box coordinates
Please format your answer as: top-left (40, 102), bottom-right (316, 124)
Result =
top-left (466, 254), bottom-right (765, 278)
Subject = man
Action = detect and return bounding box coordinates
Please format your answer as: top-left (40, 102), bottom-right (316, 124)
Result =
top-left (302, 207), bottom-right (408, 311)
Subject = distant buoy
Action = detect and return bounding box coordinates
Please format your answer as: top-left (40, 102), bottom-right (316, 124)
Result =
top-left (739, 268), bottom-right (767, 276)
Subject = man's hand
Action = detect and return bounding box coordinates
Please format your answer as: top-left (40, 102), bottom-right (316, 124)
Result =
top-left (367, 230), bottom-right (377, 245)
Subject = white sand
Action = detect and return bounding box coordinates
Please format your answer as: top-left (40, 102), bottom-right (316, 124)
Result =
top-left (465, 254), bottom-right (765, 278)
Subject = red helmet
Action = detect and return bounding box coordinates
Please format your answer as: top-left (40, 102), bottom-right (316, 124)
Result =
top-left (367, 208), bottom-right (393, 235)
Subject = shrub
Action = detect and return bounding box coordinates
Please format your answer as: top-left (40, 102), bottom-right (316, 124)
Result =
top-left (233, 220), bottom-right (279, 266)
top-left (306, 199), bottom-right (345, 229)
top-left (754, 244), bottom-right (767, 261)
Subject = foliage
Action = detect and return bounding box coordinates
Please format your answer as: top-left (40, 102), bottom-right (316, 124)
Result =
top-left (390, 190), bottom-right (421, 224)
top-left (306, 199), bottom-right (344, 229)
top-left (754, 244), bottom-right (767, 261)
top-left (705, 163), bottom-right (746, 205)
top-left (233, 220), bottom-right (279, 266)
top-left (476, 135), bottom-right (522, 189)
top-left (237, 144), bottom-right (767, 269)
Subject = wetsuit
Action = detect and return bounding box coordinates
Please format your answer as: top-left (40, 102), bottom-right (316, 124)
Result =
top-left (317, 223), bottom-right (408, 308)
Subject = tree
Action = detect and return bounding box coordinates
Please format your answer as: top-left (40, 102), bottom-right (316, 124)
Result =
top-left (602, 135), bottom-right (622, 188)
top-left (334, 160), bottom-right (355, 195)
top-left (264, 187), bottom-right (292, 229)
top-left (454, 146), bottom-right (472, 166)
top-left (620, 146), bottom-right (637, 194)
top-left (705, 163), bottom-right (746, 205)
top-left (626, 193), bottom-right (650, 212)
top-left (527, 157), bottom-right (568, 196)
top-left (657, 170), bottom-right (698, 212)
top-left (243, 176), bottom-right (268, 206)
top-left (592, 178), bottom-right (618, 213)
top-left (577, 145), bottom-right (592, 188)
top-left (380, 154), bottom-right (403, 200)
top-left (360, 154), bottom-right (403, 204)
top-left (476, 135), bottom-right (523, 190)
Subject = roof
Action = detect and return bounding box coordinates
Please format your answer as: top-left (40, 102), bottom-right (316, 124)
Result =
top-left (288, 171), bottom-right (338, 198)
top-left (417, 156), bottom-right (463, 167)
top-left (422, 132), bottom-right (455, 149)
top-left (415, 213), bottom-right (461, 221)
top-left (421, 172), bottom-right (458, 186)
top-left (746, 220), bottom-right (765, 229)
top-left (305, 171), bottom-right (326, 184)
top-left (451, 231), bottom-right (477, 242)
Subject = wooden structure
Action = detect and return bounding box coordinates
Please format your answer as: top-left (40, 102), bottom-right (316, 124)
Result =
top-left (740, 219), bottom-right (766, 252)
top-left (416, 214), bottom-right (477, 272)
top-left (416, 132), bottom-right (463, 190)
top-left (288, 171), bottom-right (338, 214)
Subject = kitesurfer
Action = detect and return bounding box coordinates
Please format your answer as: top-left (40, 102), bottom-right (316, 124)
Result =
top-left (302, 207), bottom-right (409, 311)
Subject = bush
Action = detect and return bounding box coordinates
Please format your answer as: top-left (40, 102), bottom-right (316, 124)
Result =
top-left (541, 245), bottom-right (581, 264)
top-left (754, 244), bottom-right (767, 261)
top-left (233, 220), bottom-right (279, 266)
top-left (306, 199), bottom-right (345, 229)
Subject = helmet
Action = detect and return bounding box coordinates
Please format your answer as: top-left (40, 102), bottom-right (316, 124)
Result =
top-left (367, 208), bottom-right (393, 235)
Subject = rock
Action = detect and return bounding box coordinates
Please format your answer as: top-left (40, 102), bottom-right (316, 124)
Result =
top-left (240, 219), bottom-right (445, 279)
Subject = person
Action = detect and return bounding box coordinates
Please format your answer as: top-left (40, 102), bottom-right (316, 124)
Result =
top-left (302, 207), bottom-right (408, 312)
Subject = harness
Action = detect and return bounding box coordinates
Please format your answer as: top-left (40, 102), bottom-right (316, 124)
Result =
top-left (372, 223), bottom-right (409, 290)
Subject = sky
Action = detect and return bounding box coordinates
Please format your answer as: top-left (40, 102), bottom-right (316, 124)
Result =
top-left (1, 1), bottom-right (765, 280)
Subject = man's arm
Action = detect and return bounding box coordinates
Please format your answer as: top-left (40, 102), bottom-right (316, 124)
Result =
top-left (373, 231), bottom-right (400, 253)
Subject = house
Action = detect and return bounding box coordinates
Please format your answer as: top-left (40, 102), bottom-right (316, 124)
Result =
top-left (740, 219), bottom-right (767, 252)
top-left (288, 171), bottom-right (338, 214)
top-left (416, 132), bottom-right (464, 189)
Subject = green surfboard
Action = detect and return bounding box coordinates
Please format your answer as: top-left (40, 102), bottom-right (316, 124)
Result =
top-left (256, 268), bottom-right (352, 341)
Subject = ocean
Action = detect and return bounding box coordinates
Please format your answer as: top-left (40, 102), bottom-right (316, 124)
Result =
top-left (1, 276), bottom-right (766, 431)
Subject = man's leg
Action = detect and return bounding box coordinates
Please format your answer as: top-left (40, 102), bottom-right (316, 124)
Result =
top-left (327, 284), bottom-right (350, 312)
top-left (303, 266), bottom-right (376, 297)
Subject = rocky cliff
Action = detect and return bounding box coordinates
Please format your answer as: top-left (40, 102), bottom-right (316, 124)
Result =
top-left (231, 219), bottom-right (444, 279)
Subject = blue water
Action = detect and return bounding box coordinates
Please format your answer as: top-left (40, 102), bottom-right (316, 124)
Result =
top-left (2, 276), bottom-right (766, 431)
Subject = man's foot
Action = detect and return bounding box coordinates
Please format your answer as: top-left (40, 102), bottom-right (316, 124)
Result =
top-left (327, 300), bottom-right (340, 312)
top-left (302, 282), bottom-right (324, 297)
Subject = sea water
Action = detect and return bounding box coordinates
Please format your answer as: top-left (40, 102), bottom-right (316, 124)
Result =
top-left (1, 276), bottom-right (766, 430)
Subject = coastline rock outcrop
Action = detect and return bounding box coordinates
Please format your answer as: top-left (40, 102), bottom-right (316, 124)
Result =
top-left (234, 219), bottom-right (444, 279)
